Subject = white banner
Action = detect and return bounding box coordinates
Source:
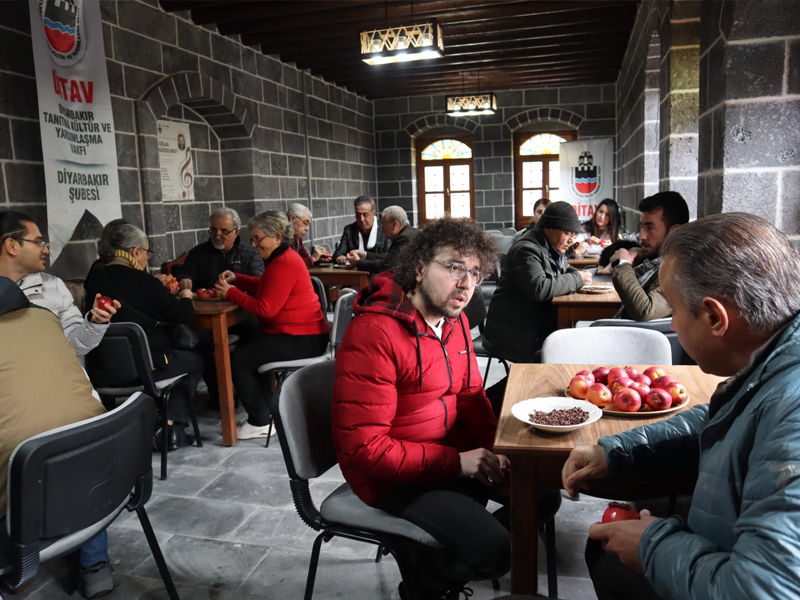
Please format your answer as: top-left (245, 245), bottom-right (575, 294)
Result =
top-left (29, 0), bottom-right (121, 262)
top-left (157, 120), bottom-right (194, 201)
top-left (559, 138), bottom-right (614, 220)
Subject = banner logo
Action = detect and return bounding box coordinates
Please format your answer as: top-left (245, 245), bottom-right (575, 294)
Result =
top-left (572, 151), bottom-right (601, 198)
top-left (40, 0), bottom-right (85, 65)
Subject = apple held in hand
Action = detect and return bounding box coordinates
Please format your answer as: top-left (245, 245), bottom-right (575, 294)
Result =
top-left (575, 370), bottom-right (595, 384)
top-left (613, 388), bottom-right (642, 412)
top-left (602, 501), bottom-right (640, 523)
top-left (592, 366), bottom-right (610, 385)
top-left (645, 388), bottom-right (673, 411)
top-left (569, 376), bottom-right (592, 399)
top-left (643, 366), bottom-right (667, 381)
top-left (664, 382), bottom-right (688, 404)
top-left (628, 382), bottom-right (651, 397)
top-left (96, 296), bottom-right (114, 312)
top-left (610, 377), bottom-right (633, 394)
top-left (607, 367), bottom-right (627, 385)
top-left (586, 383), bottom-right (612, 408)
top-left (653, 375), bottom-right (677, 390)
top-left (623, 365), bottom-right (640, 380)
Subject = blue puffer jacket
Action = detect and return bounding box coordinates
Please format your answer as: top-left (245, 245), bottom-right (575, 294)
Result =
top-left (599, 311), bottom-right (800, 600)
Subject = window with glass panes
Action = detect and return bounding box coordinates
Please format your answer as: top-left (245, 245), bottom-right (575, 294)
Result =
top-left (416, 137), bottom-right (474, 223)
top-left (514, 130), bottom-right (577, 230)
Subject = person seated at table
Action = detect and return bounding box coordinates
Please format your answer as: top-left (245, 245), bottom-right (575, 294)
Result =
top-left (215, 211), bottom-right (329, 440)
top-left (563, 212), bottom-right (800, 600)
top-left (573, 198), bottom-right (623, 256)
top-left (287, 203), bottom-right (330, 267)
top-left (0, 276), bottom-right (112, 598)
top-left (514, 197), bottom-right (551, 239)
top-left (608, 191), bottom-right (689, 321)
top-left (333, 217), bottom-right (561, 599)
top-left (348, 205), bottom-right (417, 274)
top-left (176, 207), bottom-right (263, 291)
top-left (483, 202), bottom-right (592, 412)
top-left (332, 195), bottom-right (388, 264)
top-left (0, 211), bottom-right (118, 357)
top-left (84, 222), bottom-right (203, 451)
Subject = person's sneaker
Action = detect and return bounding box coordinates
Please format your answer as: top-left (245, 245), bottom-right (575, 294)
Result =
top-left (79, 561), bottom-right (114, 599)
top-left (236, 420), bottom-right (276, 440)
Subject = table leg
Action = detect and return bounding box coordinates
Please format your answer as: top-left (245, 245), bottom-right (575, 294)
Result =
top-left (557, 306), bottom-right (572, 330)
top-left (511, 457), bottom-right (539, 595)
top-left (211, 313), bottom-right (237, 446)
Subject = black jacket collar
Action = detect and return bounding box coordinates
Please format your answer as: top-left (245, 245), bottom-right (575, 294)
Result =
top-left (0, 276), bottom-right (30, 316)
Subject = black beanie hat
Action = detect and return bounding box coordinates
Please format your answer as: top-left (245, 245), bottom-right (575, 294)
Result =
top-left (538, 201), bottom-right (581, 233)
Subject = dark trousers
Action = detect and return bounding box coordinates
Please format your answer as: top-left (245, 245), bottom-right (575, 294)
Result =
top-left (376, 480), bottom-right (562, 592)
top-left (231, 332), bottom-right (329, 426)
top-left (154, 349), bottom-right (204, 424)
top-left (585, 538), bottom-right (662, 600)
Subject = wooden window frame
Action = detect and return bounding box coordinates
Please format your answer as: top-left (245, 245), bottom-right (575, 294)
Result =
top-left (416, 135), bottom-right (475, 224)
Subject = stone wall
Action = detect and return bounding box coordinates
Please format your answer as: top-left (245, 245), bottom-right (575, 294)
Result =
top-left (698, 0), bottom-right (800, 241)
top-left (0, 0), bottom-right (375, 278)
top-left (373, 86), bottom-right (616, 229)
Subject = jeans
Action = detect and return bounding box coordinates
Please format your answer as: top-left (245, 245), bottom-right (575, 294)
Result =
top-left (79, 531), bottom-right (109, 569)
top-left (585, 538), bottom-right (662, 600)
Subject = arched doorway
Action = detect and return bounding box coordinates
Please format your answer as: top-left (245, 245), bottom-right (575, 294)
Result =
top-left (416, 137), bottom-right (474, 223)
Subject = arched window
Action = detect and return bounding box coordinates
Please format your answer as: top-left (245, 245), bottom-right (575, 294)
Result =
top-left (514, 130), bottom-right (577, 229)
top-left (417, 137), bottom-right (474, 222)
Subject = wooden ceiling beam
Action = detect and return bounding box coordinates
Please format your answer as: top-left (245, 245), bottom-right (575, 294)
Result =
top-left (159, 0), bottom-right (229, 14)
top-left (189, 0), bottom-right (388, 25)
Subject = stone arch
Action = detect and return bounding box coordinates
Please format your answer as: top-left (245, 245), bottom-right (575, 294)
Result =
top-left (405, 114), bottom-right (479, 138)
top-left (505, 107), bottom-right (583, 132)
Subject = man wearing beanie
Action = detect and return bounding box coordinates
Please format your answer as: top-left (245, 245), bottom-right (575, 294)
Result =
top-left (483, 201), bottom-right (592, 413)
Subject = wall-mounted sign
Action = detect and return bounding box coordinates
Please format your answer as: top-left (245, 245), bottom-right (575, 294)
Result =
top-left (157, 120), bottom-right (195, 202)
top-left (559, 138), bottom-right (614, 219)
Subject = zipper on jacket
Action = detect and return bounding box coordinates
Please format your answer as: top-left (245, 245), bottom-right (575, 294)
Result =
top-left (438, 397), bottom-right (449, 433)
top-left (419, 325), bottom-right (456, 434)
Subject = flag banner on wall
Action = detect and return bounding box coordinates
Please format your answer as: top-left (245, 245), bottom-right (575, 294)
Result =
top-left (28, 0), bottom-right (121, 262)
top-left (559, 138), bottom-right (614, 219)
top-left (157, 120), bottom-right (195, 201)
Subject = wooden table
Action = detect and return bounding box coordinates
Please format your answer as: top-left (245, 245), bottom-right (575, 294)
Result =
top-left (308, 266), bottom-right (370, 291)
top-left (190, 299), bottom-right (249, 446)
top-left (552, 289), bottom-right (621, 328)
top-left (494, 363), bottom-right (724, 595)
top-left (567, 255), bottom-right (600, 268)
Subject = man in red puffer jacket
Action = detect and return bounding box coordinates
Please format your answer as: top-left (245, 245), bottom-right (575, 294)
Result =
top-left (332, 218), bottom-right (560, 600)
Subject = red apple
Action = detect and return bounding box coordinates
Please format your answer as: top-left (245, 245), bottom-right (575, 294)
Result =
top-left (592, 366), bottom-right (610, 385)
top-left (575, 370), bottom-right (595, 384)
top-left (635, 374), bottom-right (652, 386)
top-left (623, 365), bottom-right (640, 380)
top-left (569, 376), bottom-right (591, 399)
top-left (643, 366), bottom-right (667, 381)
top-left (628, 382), bottom-right (651, 397)
top-left (664, 382), bottom-right (689, 404)
top-left (645, 388), bottom-right (673, 411)
top-left (607, 367), bottom-right (627, 385)
top-left (610, 377), bottom-right (633, 393)
top-left (96, 296), bottom-right (114, 312)
top-left (586, 383), bottom-right (612, 408)
top-left (602, 501), bottom-right (640, 523)
top-left (613, 388), bottom-right (642, 412)
top-left (653, 375), bottom-right (677, 390)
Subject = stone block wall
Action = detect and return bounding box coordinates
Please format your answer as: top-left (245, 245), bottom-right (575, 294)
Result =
top-left (698, 0), bottom-right (800, 241)
top-left (372, 86), bottom-right (616, 229)
top-left (0, 0), bottom-right (375, 278)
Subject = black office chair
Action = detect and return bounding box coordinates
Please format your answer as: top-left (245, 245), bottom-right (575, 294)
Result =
top-left (462, 287), bottom-right (509, 382)
top-left (310, 276), bottom-right (328, 314)
top-left (85, 322), bottom-right (202, 480)
top-left (0, 393), bottom-right (179, 600)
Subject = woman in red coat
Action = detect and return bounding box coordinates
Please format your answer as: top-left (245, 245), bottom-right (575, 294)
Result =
top-left (216, 210), bottom-right (329, 440)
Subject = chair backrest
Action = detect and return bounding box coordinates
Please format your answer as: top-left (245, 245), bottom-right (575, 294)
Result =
top-left (84, 322), bottom-right (158, 397)
top-left (501, 227), bottom-right (516, 236)
top-left (310, 276), bottom-right (328, 314)
top-left (272, 361), bottom-right (337, 482)
top-left (494, 235), bottom-right (515, 255)
top-left (6, 393), bottom-right (155, 544)
top-left (542, 326), bottom-right (673, 365)
top-left (485, 229), bottom-right (504, 236)
top-left (331, 292), bottom-right (356, 351)
top-left (161, 252), bottom-right (188, 276)
top-left (461, 286), bottom-right (486, 329)
top-left (590, 318), bottom-right (695, 365)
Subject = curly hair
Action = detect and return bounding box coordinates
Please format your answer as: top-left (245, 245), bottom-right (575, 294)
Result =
top-left (394, 217), bottom-right (498, 293)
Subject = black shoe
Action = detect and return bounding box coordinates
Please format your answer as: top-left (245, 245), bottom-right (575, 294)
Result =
top-left (153, 426), bottom-right (195, 452)
top-left (174, 426), bottom-right (195, 448)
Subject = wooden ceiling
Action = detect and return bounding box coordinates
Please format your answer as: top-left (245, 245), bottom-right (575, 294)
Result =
top-left (160, 0), bottom-right (640, 99)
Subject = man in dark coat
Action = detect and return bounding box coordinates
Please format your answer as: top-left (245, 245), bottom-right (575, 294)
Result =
top-left (332, 196), bottom-right (387, 263)
top-left (351, 206), bottom-right (418, 275)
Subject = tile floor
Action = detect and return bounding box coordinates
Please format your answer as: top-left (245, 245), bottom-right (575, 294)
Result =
top-left (16, 357), bottom-right (605, 600)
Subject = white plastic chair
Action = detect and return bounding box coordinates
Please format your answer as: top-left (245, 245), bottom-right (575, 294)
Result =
top-left (541, 326), bottom-right (673, 365)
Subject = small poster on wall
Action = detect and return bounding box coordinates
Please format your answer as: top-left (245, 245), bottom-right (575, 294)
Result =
top-left (559, 138), bottom-right (614, 219)
top-left (157, 120), bottom-right (194, 201)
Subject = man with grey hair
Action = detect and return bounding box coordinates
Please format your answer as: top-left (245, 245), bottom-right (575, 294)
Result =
top-left (349, 205), bottom-right (417, 274)
top-left (287, 203), bottom-right (330, 267)
top-left (332, 196), bottom-right (388, 264)
top-left (562, 213), bottom-right (800, 600)
top-left (178, 207), bottom-right (263, 291)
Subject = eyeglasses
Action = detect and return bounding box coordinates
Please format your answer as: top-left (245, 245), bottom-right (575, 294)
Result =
top-left (430, 259), bottom-right (487, 286)
top-left (14, 238), bottom-right (49, 250)
top-left (209, 227), bottom-right (237, 237)
top-left (251, 235), bottom-right (267, 246)
top-left (132, 247), bottom-right (153, 259)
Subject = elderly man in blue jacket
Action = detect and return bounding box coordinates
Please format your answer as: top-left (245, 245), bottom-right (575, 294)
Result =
top-left (562, 212), bottom-right (800, 600)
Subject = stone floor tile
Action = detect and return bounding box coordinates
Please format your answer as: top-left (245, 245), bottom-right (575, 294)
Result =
top-left (153, 443), bottom-right (237, 470)
top-left (151, 465), bottom-right (226, 498)
top-left (131, 535), bottom-right (269, 592)
top-left (196, 470), bottom-right (294, 509)
top-left (24, 573), bottom-right (158, 600)
top-left (108, 526), bottom-right (175, 575)
top-left (216, 446), bottom-right (288, 477)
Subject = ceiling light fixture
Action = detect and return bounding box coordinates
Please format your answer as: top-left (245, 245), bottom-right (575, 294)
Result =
top-left (361, 20), bottom-right (444, 65)
top-left (446, 93), bottom-right (497, 117)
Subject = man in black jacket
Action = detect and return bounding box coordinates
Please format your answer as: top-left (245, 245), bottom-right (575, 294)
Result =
top-left (177, 207), bottom-right (263, 290)
top-left (333, 196), bottom-right (388, 264)
top-left (351, 206), bottom-right (418, 275)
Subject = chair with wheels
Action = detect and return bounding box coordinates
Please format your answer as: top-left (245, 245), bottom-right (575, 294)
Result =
top-left (0, 393), bottom-right (180, 600)
top-left (541, 326), bottom-right (673, 365)
top-left (84, 322), bottom-right (202, 480)
top-left (589, 318), bottom-right (694, 365)
top-left (257, 291), bottom-right (355, 446)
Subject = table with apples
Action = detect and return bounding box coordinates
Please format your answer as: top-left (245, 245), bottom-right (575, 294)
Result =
top-left (494, 362), bottom-right (724, 596)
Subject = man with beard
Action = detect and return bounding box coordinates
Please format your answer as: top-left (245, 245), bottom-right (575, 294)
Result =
top-left (608, 192), bottom-right (689, 321)
top-left (332, 218), bottom-right (561, 599)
